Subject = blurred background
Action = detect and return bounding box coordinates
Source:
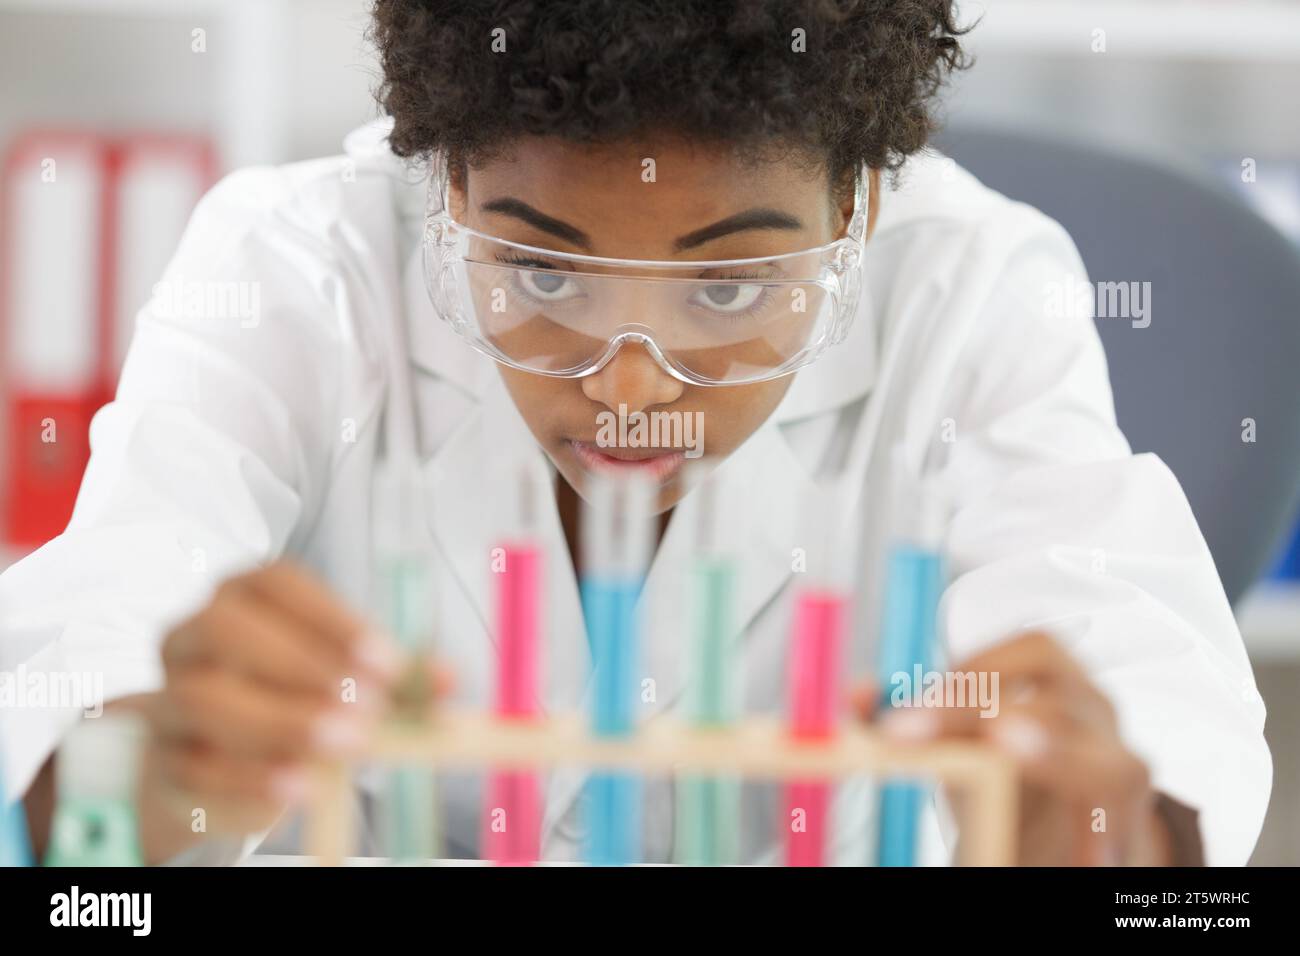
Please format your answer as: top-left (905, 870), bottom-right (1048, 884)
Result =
top-left (0, 0), bottom-right (1296, 864)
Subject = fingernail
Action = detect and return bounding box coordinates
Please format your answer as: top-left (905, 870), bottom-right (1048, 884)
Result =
top-left (354, 633), bottom-right (403, 681)
top-left (881, 707), bottom-right (938, 740)
top-left (270, 769), bottom-right (309, 803)
top-left (313, 713), bottom-right (367, 754)
top-left (992, 715), bottom-right (1049, 758)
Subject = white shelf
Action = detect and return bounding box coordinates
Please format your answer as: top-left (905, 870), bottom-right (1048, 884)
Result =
top-left (0, 0), bottom-right (299, 168)
top-left (962, 0), bottom-right (1300, 63)
top-left (0, 0), bottom-right (223, 13)
top-left (1236, 581), bottom-right (1300, 660)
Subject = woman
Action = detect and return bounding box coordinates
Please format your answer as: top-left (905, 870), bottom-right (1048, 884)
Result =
top-left (2, 0), bottom-right (1269, 865)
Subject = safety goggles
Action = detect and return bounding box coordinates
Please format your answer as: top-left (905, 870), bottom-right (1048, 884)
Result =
top-left (422, 151), bottom-right (869, 386)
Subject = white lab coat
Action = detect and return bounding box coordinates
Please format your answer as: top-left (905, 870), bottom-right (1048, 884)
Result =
top-left (0, 119), bottom-right (1271, 865)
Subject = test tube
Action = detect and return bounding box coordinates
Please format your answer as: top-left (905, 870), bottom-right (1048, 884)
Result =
top-left (1, 751), bottom-right (34, 866)
top-left (45, 715), bottom-right (146, 866)
top-left (372, 461), bottom-right (440, 863)
top-left (783, 479), bottom-right (855, 868)
top-left (874, 470), bottom-right (947, 867)
top-left (580, 471), bottom-right (655, 866)
top-left (675, 471), bottom-right (741, 866)
top-left (483, 461), bottom-right (547, 865)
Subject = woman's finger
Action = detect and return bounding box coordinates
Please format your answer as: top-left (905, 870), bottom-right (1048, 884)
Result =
top-left (154, 667), bottom-right (375, 761)
top-left (244, 562), bottom-right (404, 679)
top-left (153, 740), bottom-right (305, 833)
top-left (181, 593), bottom-right (376, 700)
top-left (952, 630), bottom-right (1091, 694)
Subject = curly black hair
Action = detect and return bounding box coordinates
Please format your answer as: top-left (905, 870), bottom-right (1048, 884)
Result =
top-left (370, 0), bottom-right (969, 184)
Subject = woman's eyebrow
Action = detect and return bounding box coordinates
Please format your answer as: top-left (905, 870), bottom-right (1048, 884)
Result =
top-left (480, 197), bottom-right (592, 249)
top-left (480, 198), bottom-right (804, 255)
top-left (672, 208), bottom-right (805, 252)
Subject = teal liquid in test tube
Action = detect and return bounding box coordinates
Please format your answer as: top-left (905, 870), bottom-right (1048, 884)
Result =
top-left (379, 553), bottom-right (439, 861)
top-left (675, 474), bottom-right (741, 866)
top-left (580, 472), bottom-right (655, 866)
top-left (874, 475), bottom-right (947, 867)
top-left (372, 463), bottom-right (440, 863)
top-left (45, 715), bottom-right (146, 867)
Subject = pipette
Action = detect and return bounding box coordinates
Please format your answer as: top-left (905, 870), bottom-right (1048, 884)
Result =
top-left (45, 714), bottom-right (146, 866)
top-left (675, 471), bottom-right (741, 866)
top-left (580, 471), bottom-right (655, 866)
top-left (372, 461), bottom-right (440, 863)
top-left (483, 461), bottom-right (546, 865)
top-left (874, 470), bottom-right (947, 867)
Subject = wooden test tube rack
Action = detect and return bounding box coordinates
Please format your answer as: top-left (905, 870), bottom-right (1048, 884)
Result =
top-left (305, 710), bottom-right (1019, 866)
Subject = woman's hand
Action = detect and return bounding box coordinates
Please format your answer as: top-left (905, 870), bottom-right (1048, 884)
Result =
top-left (138, 561), bottom-right (447, 863)
top-left (854, 630), bottom-right (1175, 866)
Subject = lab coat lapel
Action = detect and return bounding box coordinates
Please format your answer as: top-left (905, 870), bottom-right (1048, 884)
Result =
top-left (640, 420), bottom-right (820, 720)
top-left (422, 373), bottom-right (591, 717)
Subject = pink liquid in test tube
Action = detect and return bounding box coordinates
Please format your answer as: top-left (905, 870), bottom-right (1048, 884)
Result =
top-left (495, 543), bottom-right (540, 717)
top-left (483, 542), bottom-right (542, 865)
top-left (784, 588), bottom-right (846, 867)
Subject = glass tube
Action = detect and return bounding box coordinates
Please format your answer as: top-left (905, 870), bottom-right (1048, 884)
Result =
top-left (783, 477), bottom-right (855, 867)
top-left (1, 751), bottom-right (34, 866)
top-left (45, 715), bottom-right (146, 867)
top-left (676, 470), bottom-right (741, 865)
top-left (874, 461), bottom-right (948, 867)
top-left (580, 471), bottom-right (655, 865)
top-left (372, 461), bottom-right (440, 863)
top-left (484, 460), bottom-right (548, 865)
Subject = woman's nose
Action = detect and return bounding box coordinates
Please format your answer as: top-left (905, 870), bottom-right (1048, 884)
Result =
top-left (581, 339), bottom-right (684, 414)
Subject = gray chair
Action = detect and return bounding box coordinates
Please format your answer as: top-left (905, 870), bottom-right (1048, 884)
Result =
top-left (936, 126), bottom-right (1300, 606)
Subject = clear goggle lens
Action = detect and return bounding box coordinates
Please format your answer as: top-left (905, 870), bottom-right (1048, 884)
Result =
top-left (447, 246), bottom-right (837, 384)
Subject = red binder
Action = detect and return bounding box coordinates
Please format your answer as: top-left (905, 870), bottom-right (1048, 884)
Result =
top-left (0, 130), bottom-right (215, 551)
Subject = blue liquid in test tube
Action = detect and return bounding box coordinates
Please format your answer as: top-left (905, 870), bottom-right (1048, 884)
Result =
top-left (580, 472), bottom-right (655, 866)
top-left (582, 573), bottom-right (643, 865)
top-left (584, 574), bottom-right (642, 737)
top-left (875, 487), bottom-right (946, 867)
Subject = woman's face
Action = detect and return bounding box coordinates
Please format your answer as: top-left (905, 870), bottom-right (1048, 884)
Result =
top-left (452, 137), bottom-right (873, 512)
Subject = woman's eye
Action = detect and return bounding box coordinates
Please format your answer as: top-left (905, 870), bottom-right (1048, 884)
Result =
top-left (692, 282), bottom-right (767, 314)
top-left (517, 268), bottom-right (579, 301)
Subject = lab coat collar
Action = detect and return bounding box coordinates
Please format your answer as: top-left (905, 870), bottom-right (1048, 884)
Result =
top-left (769, 276), bottom-right (878, 424)
top-left (345, 117), bottom-right (429, 239)
top-left (401, 240), bottom-right (498, 400)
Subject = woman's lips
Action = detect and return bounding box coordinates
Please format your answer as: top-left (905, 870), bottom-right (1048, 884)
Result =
top-left (568, 440), bottom-right (686, 483)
